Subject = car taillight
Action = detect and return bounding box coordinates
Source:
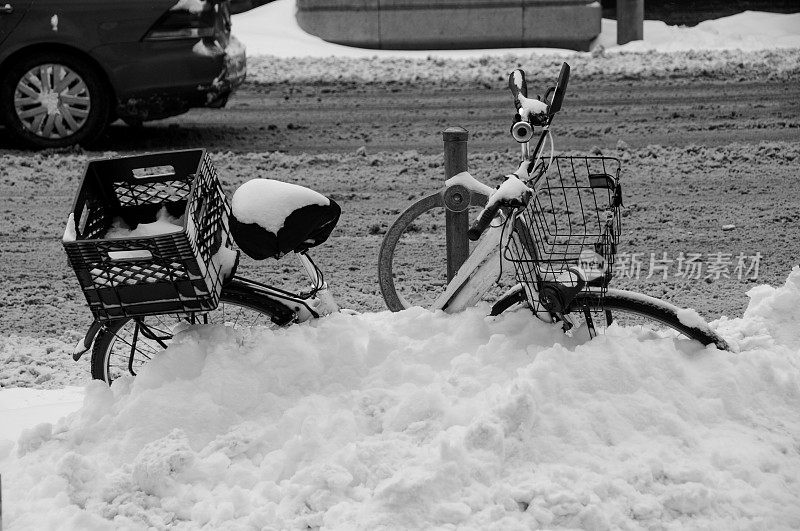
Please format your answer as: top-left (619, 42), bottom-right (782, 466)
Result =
top-left (145, 7), bottom-right (217, 41)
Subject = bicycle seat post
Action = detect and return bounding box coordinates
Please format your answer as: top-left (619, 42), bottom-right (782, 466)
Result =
top-left (297, 251), bottom-right (323, 289)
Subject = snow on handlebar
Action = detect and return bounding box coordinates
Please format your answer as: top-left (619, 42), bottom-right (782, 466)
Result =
top-left (467, 170), bottom-right (533, 241)
top-left (517, 94), bottom-right (548, 123)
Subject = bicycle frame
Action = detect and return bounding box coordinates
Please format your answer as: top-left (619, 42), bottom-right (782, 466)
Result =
top-left (233, 252), bottom-right (340, 322)
top-left (431, 123), bottom-right (554, 314)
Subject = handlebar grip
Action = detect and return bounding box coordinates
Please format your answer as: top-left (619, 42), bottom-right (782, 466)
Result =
top-left (508, 69), bottom-right (527, 112)
top-left (468, 202), bottom-right (502, 241)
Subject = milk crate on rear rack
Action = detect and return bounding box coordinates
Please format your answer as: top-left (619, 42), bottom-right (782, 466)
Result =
top-left (62, 149), bottom-right (236, 322)
top-left (504, 156), bottom-right (623, 313)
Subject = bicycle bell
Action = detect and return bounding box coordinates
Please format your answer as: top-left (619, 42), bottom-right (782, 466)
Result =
top-left (511, 120), bottom-right (534, 143)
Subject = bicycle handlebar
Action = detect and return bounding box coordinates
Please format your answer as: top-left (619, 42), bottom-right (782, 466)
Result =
top-left (467, 172), bottom-right (533, 241)
top-left (508, 69), bottom-right (528, 113)
top-left (467, 201), bottom-right (502, 241)
top-left (468, 64), bottom-right (570, 242)
top-left (547, 62), bottom-right (570, 115)
top-left (509, 62), bottom-right (570, 123)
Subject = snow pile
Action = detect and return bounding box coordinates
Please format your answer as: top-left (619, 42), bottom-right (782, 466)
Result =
top-left (244, 48), bottom-right (800, 88)
top-left (724, 267), bottom-right (800, 351)
top-left (2, 271), bottom-right (800, 528)
top-left (232, 0), bottom-right (800, 58)
top-left (595, 12), bottom-right (800, 53)
top-left (233, 1), bottom-right (800, 86)
top-left (0, 386), bottom-right (84, 460)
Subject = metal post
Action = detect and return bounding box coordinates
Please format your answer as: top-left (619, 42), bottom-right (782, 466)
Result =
top-left (443, 127), bottom-right (469, 282)
top-left (617, 0), bottom-right (644, 45)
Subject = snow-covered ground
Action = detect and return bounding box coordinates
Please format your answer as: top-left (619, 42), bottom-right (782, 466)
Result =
top-left (2, 269), bottom-right (800, 528)
top-left (233, 0), bottom-right (800, 58)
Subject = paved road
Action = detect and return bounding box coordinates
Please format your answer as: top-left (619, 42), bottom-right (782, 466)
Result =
top-left (0, 76), bottom-right (798, 338)
top-left (2, 79), bottom-right (796, 154)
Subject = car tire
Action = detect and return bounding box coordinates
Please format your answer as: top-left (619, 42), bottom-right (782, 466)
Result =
top-left (0, 51), bottom-right (112, 149)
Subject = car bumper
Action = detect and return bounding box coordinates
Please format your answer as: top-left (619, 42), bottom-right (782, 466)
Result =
top-left (197, 35), bottom-right (247, 107)
top-left (95, 35), bottom-right (247, 122)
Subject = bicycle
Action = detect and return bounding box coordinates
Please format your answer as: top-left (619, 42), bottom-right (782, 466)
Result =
top-left (64, 149), bottom-right (347, 385)
top-left (378, 62), bottom-right (730, 351)
top-left (65, 62), bottom-right (729, 386)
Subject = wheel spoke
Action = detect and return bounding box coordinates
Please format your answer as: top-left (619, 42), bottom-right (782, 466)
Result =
top-left (248, 310), bottom-right (264, 327)
top-left (54, 114), bottom-right (68, 137)
top-left (15, 83), bottom-right (40, 99)
top-left (60, 94), bottom-right (89, 106)
top-left (38, 65), bottom-right (52, 92)
top-left (41, 113), bottom-right (57, 137)
top-left (112, 332), bottom-right (159, 355)
top-left (59, 104), bottom-right (79, 130)
top-left (30, 112), bottom-right (46, 133)
top-left (109, 350), bottom-right (152, 364)
top-left (24, 71), bottom-right (42, 91)
top-left (68, 107), bottom-right (89, 119)
top-left (54, 70), bottom-right (78, 93)
top-left (14, 95), bottom-right (38, 106)
top-left (17, 105), bottom-right (46, 119)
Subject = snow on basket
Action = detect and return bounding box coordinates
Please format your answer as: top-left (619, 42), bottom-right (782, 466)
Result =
top-left (62, 149), bottom-right (237, 321)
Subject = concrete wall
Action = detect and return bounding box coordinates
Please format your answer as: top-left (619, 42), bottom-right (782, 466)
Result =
top-left (296, 0), bottom-right (601, 51)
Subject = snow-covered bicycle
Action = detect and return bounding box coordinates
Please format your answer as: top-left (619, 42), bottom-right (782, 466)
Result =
top-left (65, 150), bottom-right (348, 385)
top-left (378, 62), bottom-right (730, 350)
top-left (66, 63), bottom-right (728, 385)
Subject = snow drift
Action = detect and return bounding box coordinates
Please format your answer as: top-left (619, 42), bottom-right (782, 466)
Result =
top-left (2, 269), bottom-right (800, 529)
top-left (232, 0), bottom-right (800, 58)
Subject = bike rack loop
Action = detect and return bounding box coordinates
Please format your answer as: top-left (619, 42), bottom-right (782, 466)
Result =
top-left (378, 126), bottom-right (488, 312)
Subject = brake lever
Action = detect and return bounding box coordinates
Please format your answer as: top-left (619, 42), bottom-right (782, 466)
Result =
top-left (543, 86), bottom-right (556, 107)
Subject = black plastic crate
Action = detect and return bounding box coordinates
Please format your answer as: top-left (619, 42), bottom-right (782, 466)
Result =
top-left (62, 149), bottom-right (234, 321)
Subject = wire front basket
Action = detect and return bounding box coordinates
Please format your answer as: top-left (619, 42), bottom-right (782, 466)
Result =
top-left (504, 156), bottom-right (622, 313)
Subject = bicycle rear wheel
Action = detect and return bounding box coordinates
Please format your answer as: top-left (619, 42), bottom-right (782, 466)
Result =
top-left (491, 285), bottom-right (729, 350)
top-left (90, 280), bottom-right (294, 384)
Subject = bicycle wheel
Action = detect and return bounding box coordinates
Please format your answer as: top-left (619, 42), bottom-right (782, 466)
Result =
top-left (90, 280), bottom-right (294, 384)
top-left (378, 189), bottom-right (489, 311)
top-left (491, 285), bottom-right (729, 350)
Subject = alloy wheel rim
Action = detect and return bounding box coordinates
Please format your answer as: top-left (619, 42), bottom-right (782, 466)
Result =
top-left (14, 63), bottom-right (91, 139)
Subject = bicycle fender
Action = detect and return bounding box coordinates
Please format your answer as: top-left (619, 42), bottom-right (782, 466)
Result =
top-left (73, 319), bottom-right (102, 361)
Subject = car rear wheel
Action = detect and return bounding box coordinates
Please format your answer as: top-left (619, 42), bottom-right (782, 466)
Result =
top-left (0, 52), bottom-right (111, 149)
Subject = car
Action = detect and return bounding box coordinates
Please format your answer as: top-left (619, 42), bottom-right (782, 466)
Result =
top-left (0, 0), bottom-right (246, 148)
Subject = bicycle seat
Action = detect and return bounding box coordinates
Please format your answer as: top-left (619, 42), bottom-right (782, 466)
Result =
top-left (229, 179), bottom-right (341, 260)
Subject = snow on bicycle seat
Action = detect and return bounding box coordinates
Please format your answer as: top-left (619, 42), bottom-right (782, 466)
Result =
top-left (229, 178), bottom-right (341, 260)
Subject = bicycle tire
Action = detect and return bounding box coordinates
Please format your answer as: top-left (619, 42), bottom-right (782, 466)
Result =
top-left (90, 279), bottom-right (294, 384)
top-left (491, 285), bottom-right (729, 350)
